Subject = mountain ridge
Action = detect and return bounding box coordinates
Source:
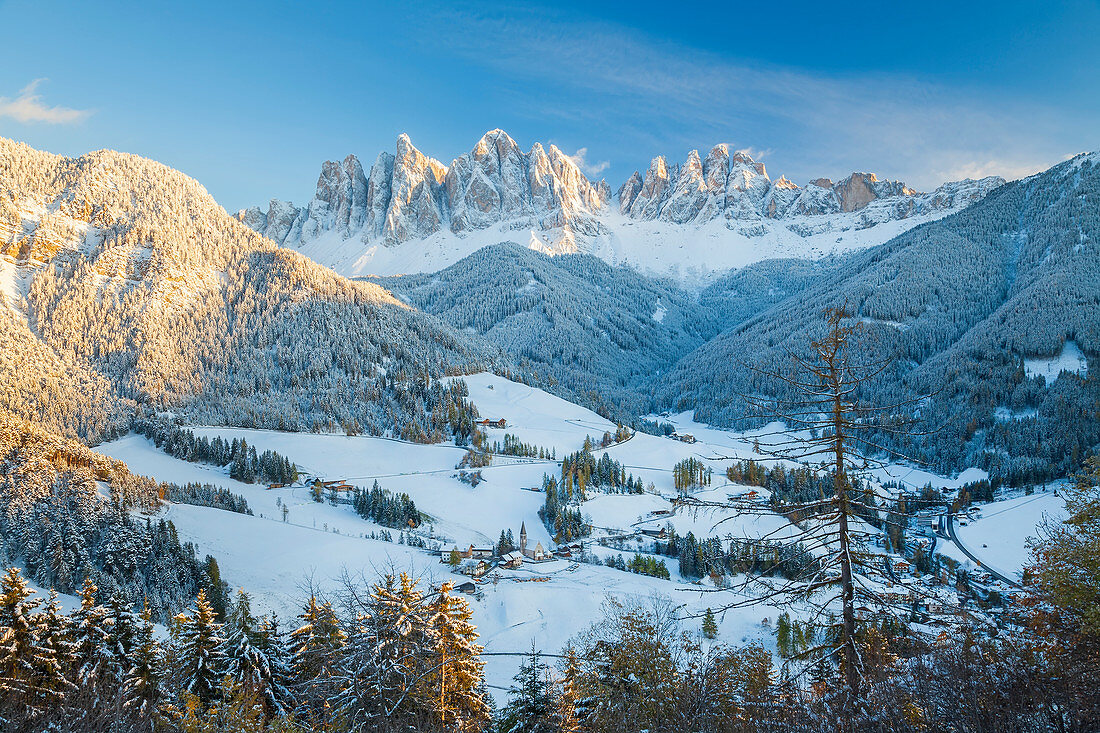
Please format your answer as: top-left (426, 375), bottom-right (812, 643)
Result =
top-left (662, 151), bottom-right (1100, 481)
top-left (237, 130), bottom-right (1004, 284)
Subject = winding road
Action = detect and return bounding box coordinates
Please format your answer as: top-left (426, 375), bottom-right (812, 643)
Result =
top-left (943, 513), bottom-right (1021, 589)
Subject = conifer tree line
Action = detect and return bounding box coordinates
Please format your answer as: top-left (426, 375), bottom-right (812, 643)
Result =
top-left (538, 474), bottom-right (590, 542)
top-left (0, 569), bottom-right (495, 733)
top-left (654, 530), bottom-right (818, 582)
top-left (348, 480), bottom-right (421, 529)
top-left (602, 552), bottom-right (671, 579)
top-left (138, 420), bottom-right (299, 485)
top-left (727, 458), bottom-right (1010, 520)
top-left (163, 482), bottom-right (254, 515)
top-left (726, 459), bottom-right (849, 507)
top-left (488, 433), bottom-right (557, 460)
top-left (0, 411), bottom-right (233, 620)
top-left (560, 446), bottom-right (644, 495)
top-left (672, 456), bottom-right (712, 492)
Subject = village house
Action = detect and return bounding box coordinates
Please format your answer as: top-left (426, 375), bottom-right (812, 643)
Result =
top-left (500, 550), bottom-right (524, 568)
top-left (441, 545), bottom-right (494, 563)
top-left (457, 558), bottom-right (489, 578)
top-left (476, 418), bottom-right (507, 429)
top-left (882, 590), bottom-right (912, 605)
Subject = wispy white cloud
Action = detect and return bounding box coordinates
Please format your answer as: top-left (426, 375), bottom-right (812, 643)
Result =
top-left (0, 79), bottom-right (92, 125)
top-left (935, 160), bottom-right (1052, 184)
top-left (425, 7), bottom-right (1088, 189)
top-left (566, 147), bottom-right (610, 177)
top-left (736, 147), bottom-right (773, 161)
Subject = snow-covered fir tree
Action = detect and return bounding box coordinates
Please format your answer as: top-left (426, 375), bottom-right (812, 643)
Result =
top-left (498, 645), bottom-right (559, 733)
top-left (427, 581), bottom-right (491, 731)
top-left (171, 588), bottom-right (227, 708)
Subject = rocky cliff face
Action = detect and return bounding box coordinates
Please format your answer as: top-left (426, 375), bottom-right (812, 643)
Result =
top-left (619, 144), bottom-right (1004, 224)
top-left (240, 130), bottom-right (607, 250)
top-left (237, 131), bottom-right (1006, 281)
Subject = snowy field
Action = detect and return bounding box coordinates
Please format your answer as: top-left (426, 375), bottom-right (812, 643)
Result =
top-left (1024, 340), bottom-right (1089, 382)
top-left (299, 208), bottom-right (953, 289)
top-left (953, 491), bottom-right (1067, 579)
top-left (458, 372), bottom-right (616, 456)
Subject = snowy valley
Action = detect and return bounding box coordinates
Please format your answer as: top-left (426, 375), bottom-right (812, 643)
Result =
top-left (85, 372), bottom-right (1058, 694)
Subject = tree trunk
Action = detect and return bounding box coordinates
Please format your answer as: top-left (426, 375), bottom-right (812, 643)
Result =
top-left (833, 366), bottom-right (859, 720)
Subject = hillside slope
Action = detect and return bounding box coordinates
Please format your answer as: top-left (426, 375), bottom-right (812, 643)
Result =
top-left (0, 138), bottom-right (504, 443)
top-left (663, 152), bottom-right (1100, 481)
top-left (374, 243), bottom-right (721, 420)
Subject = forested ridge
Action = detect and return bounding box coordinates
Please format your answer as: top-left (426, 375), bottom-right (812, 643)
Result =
top-left (0, 137), bottom-right (506, 445)
top-left (374, 243), bottom-right (722, 421)
top-left (0, 410), bottom-right (228, 619)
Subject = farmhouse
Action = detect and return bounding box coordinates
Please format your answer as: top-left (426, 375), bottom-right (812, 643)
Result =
top-left (501, 551), bottom-right (524, 568)
top-left (476, 418), bottom-right (507, 429)
top-left (458, 558), bottom-right (489, 577)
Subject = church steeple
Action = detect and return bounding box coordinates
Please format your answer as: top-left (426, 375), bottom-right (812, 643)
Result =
top-left (519, 522), bottom-right (527, 552)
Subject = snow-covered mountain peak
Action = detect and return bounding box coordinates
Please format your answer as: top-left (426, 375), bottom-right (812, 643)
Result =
top-left (238, 134), bottom-right (1006, 284)
top-left (241, 129), bottom-right (606, 254)
top-left (623, 147), bottom-right (958, 224)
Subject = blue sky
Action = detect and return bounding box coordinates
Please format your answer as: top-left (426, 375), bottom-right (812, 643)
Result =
top-left (1, 0), bottom-right (1097, 211)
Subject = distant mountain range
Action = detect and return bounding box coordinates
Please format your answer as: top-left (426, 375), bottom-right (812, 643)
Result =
top-left (238, 130), bottom-right (1004, 285)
